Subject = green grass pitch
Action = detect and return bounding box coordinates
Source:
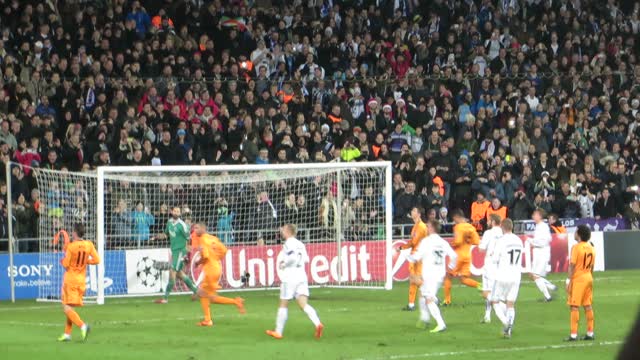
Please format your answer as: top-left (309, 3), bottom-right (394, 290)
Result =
top-left (1, 270), bottom-right (638, 360)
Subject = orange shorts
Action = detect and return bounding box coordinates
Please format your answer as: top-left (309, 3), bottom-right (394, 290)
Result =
top-left (568, 278), bottom-right (593, 307)
top-left (449, 257), bottom-right (471, 277)
top-left (199, 267), bottom-right (221, 296)
top-left (62, 282), bottom-right (85, 306)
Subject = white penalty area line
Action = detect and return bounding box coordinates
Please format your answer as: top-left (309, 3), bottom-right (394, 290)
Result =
top-left (351, 340), bottom-right (624, 360)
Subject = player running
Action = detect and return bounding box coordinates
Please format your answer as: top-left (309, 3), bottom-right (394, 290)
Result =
top-left (491, 218), bottom-right (523, 339)
top-left (154, 206), bottom-right (199, 304)
top-left (397, 206), bottom-right (427, 311)
top-left (192, 223), bottom-right (245, 327)
top-left (478, 213), bottom-right (503, 323)
top-left (58, 223), bottom-right (100, 342)
top-left (443, 209), bottom-right (481, 305)
top-left (528, 209), bottom-right (557, 301)
top-left (266, 224), bottom-right (324, 340)
top-left (407, 220), bottom-right (457, 333)
top-left (565, 225), bottom-right (596, 341)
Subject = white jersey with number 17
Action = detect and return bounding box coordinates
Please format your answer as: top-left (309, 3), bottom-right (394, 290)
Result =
top-left (408, 234), bottom-right (457, 281)
top-left (493, 233), bottom-right (524, 282)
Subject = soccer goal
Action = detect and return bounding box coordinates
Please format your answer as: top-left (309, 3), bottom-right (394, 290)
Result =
top-left (30, 162), bottom-right (393, 304)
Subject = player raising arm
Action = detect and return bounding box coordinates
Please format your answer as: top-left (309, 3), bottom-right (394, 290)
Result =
top-left (478, 213), bottom-right (503, 323)
top-left (491, 218), bottom-right (523, 339)
top-left (407, 220), bottom-right (457, 333)
top-left (443, 209), bottom-right (481, 305)
top-left (266, 224), bottom-right (324, 340)
top-left (528, 209), bottom-right (557, 302)
top-left (192, 223), bottom-right (245, 327)
top-left (154, 206), bottom-right (199, 304)
top-left (58, 223), bottom-right (100, 342)
top-left (396, 207), bottom-right (428, 311)
top-left (565, 225), bottom-right (596, 341)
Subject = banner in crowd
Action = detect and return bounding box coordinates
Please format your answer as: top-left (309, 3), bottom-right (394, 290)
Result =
top-left (520, 218), bottom-right (628, 233)
top-left (0, 251), bottom-right (127, 300)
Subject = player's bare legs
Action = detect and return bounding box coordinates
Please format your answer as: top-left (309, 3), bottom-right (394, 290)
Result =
top-left (59, 304), bottom-right (89, 342)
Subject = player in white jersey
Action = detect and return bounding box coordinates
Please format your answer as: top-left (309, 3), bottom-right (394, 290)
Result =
top-left (491, 218), bottom-right (523, 338)
top-left (478, 213), bottom-right (503, 323)
top-left (407, 220), bottom-right (457, 333)
top-left (266, 224), bottom-right (324, 340)
top-left (528, 209), bottom-right (556, 301)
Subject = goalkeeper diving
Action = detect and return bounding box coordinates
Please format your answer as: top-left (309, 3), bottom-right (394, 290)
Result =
top-left (154, 206), bottom-right (199, 303)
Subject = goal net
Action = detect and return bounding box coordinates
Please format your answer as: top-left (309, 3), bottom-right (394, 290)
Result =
top-left (32, 162), bottom-right (392, 304)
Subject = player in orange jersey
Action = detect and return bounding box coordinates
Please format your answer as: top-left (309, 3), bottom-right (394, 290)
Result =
top-left (191, 223), bottom-right (245, 327)
top-left (57, 223), bottom-right (100, 342)
top-left (396, 207), bottom-right (427, 311)
top-left (443, 209), bottom-right (481, 305)
top-left (565, 225), bottom-right (596, 341)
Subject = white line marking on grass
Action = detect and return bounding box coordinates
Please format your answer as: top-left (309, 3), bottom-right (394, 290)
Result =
top-left (351, 341), bottom-right (623, 360)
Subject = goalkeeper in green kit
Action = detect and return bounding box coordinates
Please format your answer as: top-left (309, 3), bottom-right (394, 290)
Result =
top-left (154, 206), bottom-right (199, 304)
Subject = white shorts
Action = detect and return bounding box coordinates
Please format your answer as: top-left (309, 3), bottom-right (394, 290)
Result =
top-left (482, 272), bottom-right (495, 292)
top-left (420, 278), bottom-right (443, 300)
top-left (491, 280), bottom-right (520, 303)
top-left (280, 281), bottom-right (310, 300)
top-left (531, 248), bottom-right (550, 277)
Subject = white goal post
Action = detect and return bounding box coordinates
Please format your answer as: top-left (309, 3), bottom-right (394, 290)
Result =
top-left (32, 162), bottom-right (393, 305)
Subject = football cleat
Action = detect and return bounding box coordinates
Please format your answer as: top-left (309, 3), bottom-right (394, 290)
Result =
top-left (315, 323), bottom-right (324, 339)
top-left (197, 320), bottom-right (213, 327)
top-left (481, 317), bottom-right (491, 324)
top-left (153, 298), bottom-right (168, 304)
top-left (266, 330), bottom-right (283, 339)
top-left (401, 305), bottom-right (416, 311)
top-left (503, 325), bottom-right (512, 339)
top-left (57, 334), bottom-right (71, 342)
top-left (81, 324), bottom-right (90, 342)
top-left (564, 336), bottom-right (578, 342)
top-left (581, 335), bottom-right (595, 341)
top-left (429, 325), bottom-right (447, 333)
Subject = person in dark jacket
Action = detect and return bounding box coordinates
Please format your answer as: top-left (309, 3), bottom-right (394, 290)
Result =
top-left (594, 188), bottom-right (618, 219)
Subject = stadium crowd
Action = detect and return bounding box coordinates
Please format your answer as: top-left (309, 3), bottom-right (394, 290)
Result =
top-left (1, 0), bottom-right (640, 251)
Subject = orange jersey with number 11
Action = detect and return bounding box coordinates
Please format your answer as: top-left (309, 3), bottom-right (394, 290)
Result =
top-left (62, 240), bottom-right (100, 285)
